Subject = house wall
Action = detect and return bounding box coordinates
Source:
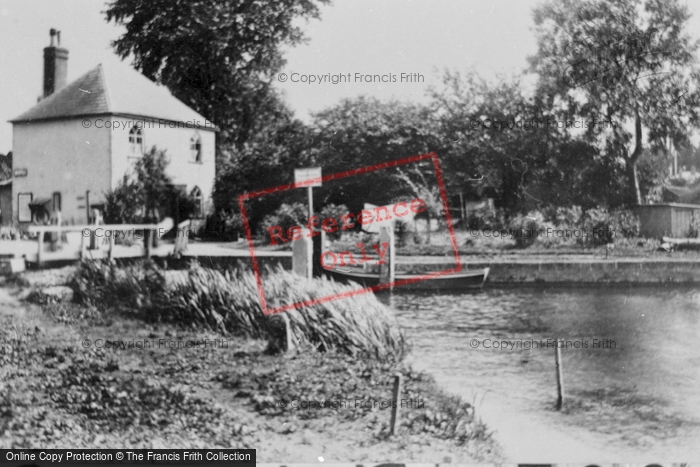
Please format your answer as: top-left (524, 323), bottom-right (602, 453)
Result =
top-left (110, 116), bottom-right (216, 229)
top-left (12, 119), bottom-right (112, 225)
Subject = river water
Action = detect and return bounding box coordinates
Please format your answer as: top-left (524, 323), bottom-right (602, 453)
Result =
top-left (387, 286), bottom-right (700, 461)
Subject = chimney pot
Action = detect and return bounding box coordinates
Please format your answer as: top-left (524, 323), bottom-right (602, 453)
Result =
top-left (43, 29), bottom-right (68, 98)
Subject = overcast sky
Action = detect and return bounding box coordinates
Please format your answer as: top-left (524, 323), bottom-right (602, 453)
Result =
top-left (2, 0), bottom-right (700, 153)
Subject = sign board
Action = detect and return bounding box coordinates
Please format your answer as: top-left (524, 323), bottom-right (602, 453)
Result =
top-left (13, 168), bottom-right (28, 177)
top-left (294, 167), bottom-right (322, 187)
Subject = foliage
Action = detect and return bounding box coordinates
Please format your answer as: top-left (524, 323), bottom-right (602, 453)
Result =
top-left (529, 0), bottom-right (700, 204)
top-left (309, 96), bottom-right (440, 214)
top-left (0, 151), bottom-right (11, 180)
top-left (71, 260), bottom-right (407, 361)
top-left (393, 218), bottom-right (415, 247)
top-left (213, 115), bottom-right (315, 231)
top-left (105, 0), bottom-right (328, 150)
top-left (103, 148), bottom-right (196, 224)
top-left (202, 210), bottom-right (243, 241)
top-left (258, 202), bottom-right (308, 243)
top-left (318, 204), bottom-right (349, 240)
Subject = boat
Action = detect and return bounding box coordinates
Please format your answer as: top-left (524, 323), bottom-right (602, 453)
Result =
top-left (322, 265), bottom-right (490, 290)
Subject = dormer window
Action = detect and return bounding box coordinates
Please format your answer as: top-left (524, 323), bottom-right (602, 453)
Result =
top-left (190, 133), bottom-right (202, 162)
top-left (129, 126), bottom-right (143, 155)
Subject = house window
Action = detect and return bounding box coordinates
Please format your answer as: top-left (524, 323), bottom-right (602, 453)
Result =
top-left (129, 126), bottom-right (143, 155)
top-left (18, 193), bottom-right (32, 222)
top-left (191, 186), bottom-right (203, 218)
top-left (190, 134), bottom-right (202, 162)
top-left (52, 192), bottom-right (62, 212)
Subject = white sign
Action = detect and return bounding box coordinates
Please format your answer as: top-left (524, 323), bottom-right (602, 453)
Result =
top-left (14, 168), bottom-right (28, 177)
top-left (294, 167), bottom-right (322, 187)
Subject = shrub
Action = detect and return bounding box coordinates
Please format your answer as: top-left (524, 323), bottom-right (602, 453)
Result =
top-left (259, 202), bottom-right (308, 244)
top-left (394, 218), bottom-right (415, 247)
top-left (507, 213), bottom-right (540, 248)
top-left (71, 260), bottom-right (406, 361)
top-left (203, 210), bottom-right (243, 241)
top-left (582, 206), bottom-right (638, 246)
top-left (318, 204), bottom-right (349, 240)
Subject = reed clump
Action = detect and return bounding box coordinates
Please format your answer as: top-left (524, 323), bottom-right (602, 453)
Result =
top-left (72, 260), bottom-right (406, 361)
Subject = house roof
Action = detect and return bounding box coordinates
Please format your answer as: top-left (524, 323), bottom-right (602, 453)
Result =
top-left (10, 62), bottom-right (217, 130)
top-left (662, 184), bottom-right (700, 204)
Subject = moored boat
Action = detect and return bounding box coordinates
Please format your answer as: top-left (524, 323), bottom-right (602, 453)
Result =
top-left (322, 265), bottom-right (489, 290)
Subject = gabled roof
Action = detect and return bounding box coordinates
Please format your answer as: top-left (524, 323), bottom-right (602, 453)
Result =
top-left (10, 62), bottom-right (216, 130)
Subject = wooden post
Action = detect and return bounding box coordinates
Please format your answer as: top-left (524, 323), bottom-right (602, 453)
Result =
top-left (79, 229), bottom-right (86, 259)
top-left (144, 229), bottom-right (152, 259)
top-left (307, 186), bottom-right (313, 219)
top-left (85, 190), bottom-right (91, 224)
top-left (378, 225), bottom-right (395, 287)
top-left (555, 338), bottom-right (564, 410)
top-left (389, 373), bottom-right (402, 436)
top-left (36, 228), bottom-right (44, 264)
top-left (107, 229), bottom-right (115, 260)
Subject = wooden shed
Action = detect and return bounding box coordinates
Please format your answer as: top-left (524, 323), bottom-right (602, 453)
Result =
top-left (636, 203), bottom-right (700, 238)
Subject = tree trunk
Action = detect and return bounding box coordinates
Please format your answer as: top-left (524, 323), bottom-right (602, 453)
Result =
top-left (628, 111), bottom-right (644, 205)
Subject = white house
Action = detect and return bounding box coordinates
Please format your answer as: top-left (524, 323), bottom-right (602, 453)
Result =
top-left (10, 30), bottom-right (217, 228)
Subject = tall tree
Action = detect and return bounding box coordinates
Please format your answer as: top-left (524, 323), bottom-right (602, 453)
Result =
top-left (105, 0), bottom-right (328, 150)
top-left (529, 0), bottom-right (700, 204)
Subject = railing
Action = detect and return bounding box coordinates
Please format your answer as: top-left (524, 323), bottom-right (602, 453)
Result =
top-left (27, 218), bottom-right (188, 263)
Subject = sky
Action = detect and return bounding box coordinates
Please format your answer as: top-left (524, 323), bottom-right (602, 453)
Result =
top-left (2, 0), bottom-right (700, 153)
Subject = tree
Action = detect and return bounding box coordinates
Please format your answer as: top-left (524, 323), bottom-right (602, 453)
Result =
top-left (0, 151), bottom-right (11, 180)
top-left (104, 147), bottom-right (195, 224)
top-left (105, 0), bottom-right (328, 150)
top-left (529, 0), bottom-right (700, 205)
top-left (310, 96), bottom-right (441, 214)
top-left (428, 70), bottom-right (565, 216)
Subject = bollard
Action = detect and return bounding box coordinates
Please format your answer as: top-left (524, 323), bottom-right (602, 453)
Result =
top-left (292, 226), bottom-right (313, 279)
top-left (555, 338), bottom-right (564, 410)
top-left (389, 373), bottom-right (402, 436)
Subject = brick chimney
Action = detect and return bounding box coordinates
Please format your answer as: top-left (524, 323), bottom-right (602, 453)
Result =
top-left (43, 29), bottom-right (68, 98)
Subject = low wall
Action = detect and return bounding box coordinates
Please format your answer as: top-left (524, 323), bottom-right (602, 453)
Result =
top-left (397, 259), bottom-right (700, 284)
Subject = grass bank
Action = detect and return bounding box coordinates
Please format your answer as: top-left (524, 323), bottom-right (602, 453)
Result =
top-left (0, 264), bottom-right (501, 462)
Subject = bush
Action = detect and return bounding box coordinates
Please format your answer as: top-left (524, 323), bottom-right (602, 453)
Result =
top-left (507, 213), bottom-right (540, 248)
top-left (259, 202), bottom-right (308, 244)
top-left (581, 206), bottom-right (638, 246)
top-left (318, 204), bottom-right (349, 240)
top-left (394, 218), bottom-right (415, 247)
top-left (71, 260), bottom-right (407, 361)
top-left (203, 210), bottom-right (243, 241)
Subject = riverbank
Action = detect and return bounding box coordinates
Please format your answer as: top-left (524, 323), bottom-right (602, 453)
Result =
top-left (0, 269), bottom-right (501, 462)
top-left (395, 256), bottom-right (700, 284)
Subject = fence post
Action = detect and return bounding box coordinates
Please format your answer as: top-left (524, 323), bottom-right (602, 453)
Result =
top-left (36, 228), bottom-right (44, 264)
top-left (144, 229), bottom-right (152, 259)
top-left (555, 338), bottom-right (565, 410)
top-left (389, 373), bottom-right (402, 436)
top-left (107, 229), bottom-right (115, 261)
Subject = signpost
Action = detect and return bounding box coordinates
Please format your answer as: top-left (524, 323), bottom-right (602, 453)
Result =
top-left (294, 167), bottom-right (322, 219)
